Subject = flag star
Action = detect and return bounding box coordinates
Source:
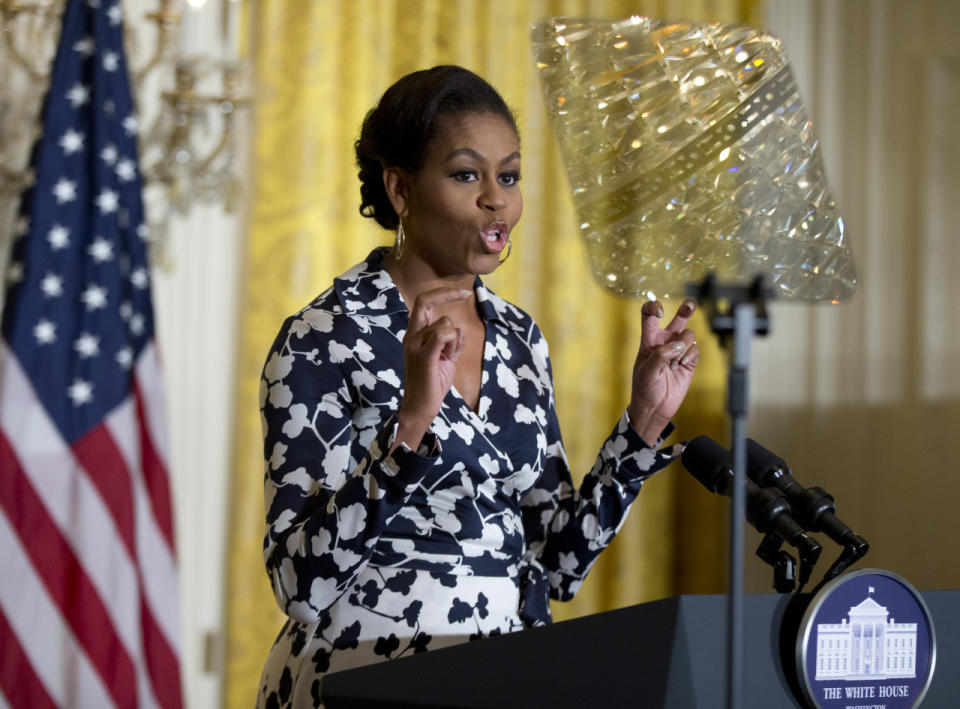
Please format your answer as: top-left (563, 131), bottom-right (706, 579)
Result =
top-left (88, 237), bottom-right (114, 262)
top-left (66, 82), bottom-right (90, 107)
top-left (74, 333), bottom-right (101, 358)
top-left (52, 178), bottom-right (77, 204)
top-left (40, 272), bottom-right (64, 297)
top-left (107, 4), bottom-right (122, 25)
top-left (59, 128), bottom-right (85, 155)
top-left (87, 0), bottom-right (101, 8)
top-left (115, 158), bottom-right (136, 182)
top-left (130, 267), bottom-right (149, 289)
top-left (104, 100), bottom-right (115, 115)
top-left (67, 379), bottom-right (94, 406)
top-left (33, 319), bottom-right (57, 344)
top-left (120, 301), bottom-right (132, 320)
top-left (129, 313), bottom-right (145, 335)
top-left (101, 144), bottom-right (118, 165)
top-left (81, 284), bottom-right (108, 310)
top-left (13, 215), bottom-right (29, 237)
top-left (136, 223), bottom-right (150, 241)
top-left (48, 224), bottom-right (70, 249)
top-left (95, 188), bottom-right (119, 214)
top-left (103, 51), bottom-right (119, 72)
top-left (122, 115), bottom-right (138, 136)
top-left (6, 262), bottom-right (25, 285)
top-left (116, 347), bottom-right (133, 369)
top-left (73, 37), bottom-right (94, 57)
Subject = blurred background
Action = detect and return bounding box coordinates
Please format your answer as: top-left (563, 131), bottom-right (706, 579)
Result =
top-left (1, 0), bottom-right (958, 707)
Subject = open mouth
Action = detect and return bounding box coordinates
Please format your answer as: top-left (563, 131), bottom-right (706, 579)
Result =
top-left (480, 222), bottom-right (508, 253)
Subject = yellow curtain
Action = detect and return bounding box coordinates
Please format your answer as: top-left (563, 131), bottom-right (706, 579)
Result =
top-left (226, 1), bottom-right (765, 706)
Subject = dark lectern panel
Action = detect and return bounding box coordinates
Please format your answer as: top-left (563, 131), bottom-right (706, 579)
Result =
top-left (322, 592), bottom-right (959, 708)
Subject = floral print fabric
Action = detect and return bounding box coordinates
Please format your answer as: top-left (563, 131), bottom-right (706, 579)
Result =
top-left (256, 248), bottom-right (681, 708)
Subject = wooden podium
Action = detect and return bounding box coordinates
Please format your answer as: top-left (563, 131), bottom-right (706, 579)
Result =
top-left (321, 591), bottom-right (959, 708)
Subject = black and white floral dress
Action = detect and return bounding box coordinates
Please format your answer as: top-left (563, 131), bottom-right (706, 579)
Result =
top-left (256, 248), bottom-right (680, 708)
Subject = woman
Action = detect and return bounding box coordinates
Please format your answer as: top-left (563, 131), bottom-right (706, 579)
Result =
top-left (257, 65), bottom-right (699, 708)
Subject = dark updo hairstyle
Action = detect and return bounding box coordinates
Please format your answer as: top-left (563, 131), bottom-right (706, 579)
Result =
top-left (355, 65), bottom-right (518, 230)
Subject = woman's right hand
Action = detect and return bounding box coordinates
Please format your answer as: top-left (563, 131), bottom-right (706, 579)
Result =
top-left (393, 287), bottom-right (471, 452)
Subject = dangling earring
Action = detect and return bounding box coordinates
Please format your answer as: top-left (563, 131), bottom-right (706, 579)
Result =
top-left (394, 218), bottom-right (406, 261)
top-left (498, 236), bottom-right (512, 265)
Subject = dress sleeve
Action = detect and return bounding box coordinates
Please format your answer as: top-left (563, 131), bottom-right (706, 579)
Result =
top-left (518, 336), bottom-right (681, 613)
top-left (261, 313), bottom-right (439, 624)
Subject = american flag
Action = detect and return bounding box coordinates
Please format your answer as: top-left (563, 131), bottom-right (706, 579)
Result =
top-left (0, 1), bottom-right (182, 707)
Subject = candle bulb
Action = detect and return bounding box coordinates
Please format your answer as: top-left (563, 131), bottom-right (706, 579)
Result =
top-left (181, 0), bottom-right (207, 57)
top-left (224, 0), bottom-right (239, 61)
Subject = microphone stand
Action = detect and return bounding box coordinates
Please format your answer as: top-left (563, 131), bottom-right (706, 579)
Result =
top-left (812, 534), bottom-right (870, 594)
top-left (755, 529), bottom-right (821, 593)
top-left (686, 274), bottom-right (773, 709)
top-left (755, 534), bottom-right (797, 593)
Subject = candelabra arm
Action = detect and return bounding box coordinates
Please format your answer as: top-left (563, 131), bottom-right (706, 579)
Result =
top-left (0, 0), bottom-right (250, 266)
top-left (132, 8), bottom-right (181, 85)
top-left (196, 115), bottom-right (233, 173)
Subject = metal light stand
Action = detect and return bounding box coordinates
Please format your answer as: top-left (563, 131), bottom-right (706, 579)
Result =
top-left (686, 274), bottom-right (774, 709)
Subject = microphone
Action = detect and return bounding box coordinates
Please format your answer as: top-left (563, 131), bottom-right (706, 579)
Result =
top-left (744, 438), bottom-right (869, 556)
top-left (681, 436), bottom-right (821, 562)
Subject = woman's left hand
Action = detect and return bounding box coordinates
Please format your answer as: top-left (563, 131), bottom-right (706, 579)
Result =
top-left (627, 298), bottom-right (700, 444)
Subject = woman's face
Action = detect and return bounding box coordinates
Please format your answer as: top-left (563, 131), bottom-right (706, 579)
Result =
top-left (402, 111), bottom-right (522, 278)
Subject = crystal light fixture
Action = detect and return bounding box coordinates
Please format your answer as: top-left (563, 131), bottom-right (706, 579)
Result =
top-left (531, 16), bottom-right (857, 303)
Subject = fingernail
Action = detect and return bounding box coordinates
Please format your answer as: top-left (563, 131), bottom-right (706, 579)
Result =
top-left (671, 341), bottom-right (685, 353)
top-left (456, 327), bottom-right (463, 339)
top-left (459, 289), bottom-right (472, 297)
top-left (681, 298), bottom-right (695, 315)
top-left (657, 304), bottom-right (664, 318)
top-left (681, 352), bottom-right (695, 366)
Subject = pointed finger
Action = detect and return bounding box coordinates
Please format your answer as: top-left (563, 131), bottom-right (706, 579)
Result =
top-left (664, 298), bottom-right (697, 335)
top-left (640, 299), bottom-right (666, 346)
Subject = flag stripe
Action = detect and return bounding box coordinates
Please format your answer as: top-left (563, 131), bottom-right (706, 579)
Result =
top-left (103, 390), bottom-right (181, 709)
top-left (0, 507), bottom-right (116, 709)
top-left (0, 605), bottom-right (58, 709)
top-left (72, 422), bottom-right (137, 555)
top-left (141, 594), bottom-right (183, 709)
top-left (0, 506), bottom-right (114, 708)
top-left (1, 345), bottom-right (178, 668)
top-left (49, 411), bottom-right (164, 708)
top-left (105, 396), bottom-right (180, 652)
top-left (0, 434), bottom-right (137, 709)
top-left (134, 343), bottom-right (170, 471)
top-left (133, 378), bottom-right (174, 549)
top-left (0, 344), bottom-right (144, 662)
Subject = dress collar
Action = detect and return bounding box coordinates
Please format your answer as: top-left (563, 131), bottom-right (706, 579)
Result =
top-left (333, 247), bottom-right (509, 327)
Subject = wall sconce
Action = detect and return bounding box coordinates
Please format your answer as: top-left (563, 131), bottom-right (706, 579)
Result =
top-left (0, 0), bottom-right (249, 269)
